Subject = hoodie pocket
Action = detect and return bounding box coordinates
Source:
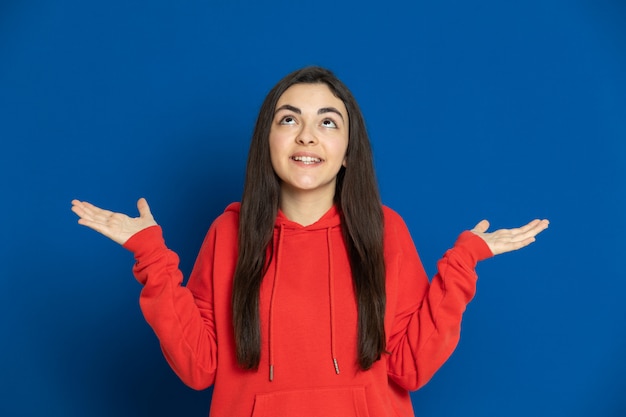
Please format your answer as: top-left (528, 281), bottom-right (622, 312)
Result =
top-left (251, 386), bottom-right (370, 417)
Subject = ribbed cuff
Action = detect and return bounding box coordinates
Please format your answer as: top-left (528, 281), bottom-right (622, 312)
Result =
top-left (122, 225), bottom-right (165, 257)
top-left (453, 230), bottom-right (493, 265)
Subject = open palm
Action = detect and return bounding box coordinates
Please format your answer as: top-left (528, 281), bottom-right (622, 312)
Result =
top-left (71, 198), bottom-right (158, 245)
top-left (470, 218), bottom-right (549, 256)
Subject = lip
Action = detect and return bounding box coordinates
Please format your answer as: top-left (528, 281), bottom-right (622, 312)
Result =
top-left (289, 151), bottom-right (325, 166)
top-left (290, 151), bottom-right (324, 161)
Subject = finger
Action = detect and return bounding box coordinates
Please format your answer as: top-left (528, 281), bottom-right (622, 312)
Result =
top-left (71, 200), bottom-right (86, 218)
top-left (494, 219), bottom-right (541, 238)
top-left (520, 219), bottom-right (550, 234)
top-left (472, 219), bottom-right (490, 233)
top-left (71, 200), bottom-right (100, 221)
top-left (492, 219), bottom-right (547, 240)
top-left (137, 198), bottom-right (152, 219)
top-left (504, 236), bottom-right (537, 253)
top-left (514, 219), bottom-right (544, 234)
top-left (74, 200), bottom-right (114, 222)
top-left (76, 216), bottom-right (115, 238)
top-left (511, 219), bottom-right (550, 241)
top-left (76, 216), bottom-right (102, 230)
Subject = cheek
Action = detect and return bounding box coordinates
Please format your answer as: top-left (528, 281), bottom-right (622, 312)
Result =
top-left (269, 128), bottom-right (290, 149)
top-left (268, 132), bottom-right (282, 157)
top-left (268, 133), bottom-right (288, 172)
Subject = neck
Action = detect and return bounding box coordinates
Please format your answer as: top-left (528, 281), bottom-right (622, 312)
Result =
top-left (279, 189), bottom-right (335, 226)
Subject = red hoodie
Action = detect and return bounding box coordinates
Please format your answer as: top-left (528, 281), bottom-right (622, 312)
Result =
top-left (124, 203), bottom-right (492, 417)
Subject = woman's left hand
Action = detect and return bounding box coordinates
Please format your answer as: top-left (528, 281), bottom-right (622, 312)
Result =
top-left (471, 219), bottom-right (549, 256)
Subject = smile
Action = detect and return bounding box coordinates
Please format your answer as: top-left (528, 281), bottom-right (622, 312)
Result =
top-left (291, 156), bottom-right (322, 164)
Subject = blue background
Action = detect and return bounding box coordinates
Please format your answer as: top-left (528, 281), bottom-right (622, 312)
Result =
top-left (1, 0), bottom-right (624, 416)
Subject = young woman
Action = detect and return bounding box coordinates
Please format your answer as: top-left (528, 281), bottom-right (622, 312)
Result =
top-left (71, 66), bottom-right (548, 417)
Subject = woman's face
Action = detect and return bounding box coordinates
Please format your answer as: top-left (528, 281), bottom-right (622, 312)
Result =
top-left (269, 83), bottom-right (349, 202)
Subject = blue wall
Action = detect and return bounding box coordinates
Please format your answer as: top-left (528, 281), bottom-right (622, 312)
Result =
top-left (1, 1), bottom-right (624, 416)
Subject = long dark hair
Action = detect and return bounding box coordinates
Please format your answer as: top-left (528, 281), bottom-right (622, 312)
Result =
top-left (232, 66), bottom-right (386, 371)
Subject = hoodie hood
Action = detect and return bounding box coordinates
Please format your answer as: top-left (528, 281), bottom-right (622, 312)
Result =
top-left (274, 204), bottom-right (342, 231)
top-left (224, 201), bottom-right (342, 230)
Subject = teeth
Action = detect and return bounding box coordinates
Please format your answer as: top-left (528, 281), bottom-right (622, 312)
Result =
top-left (293, 156), bottom-right (322, 164)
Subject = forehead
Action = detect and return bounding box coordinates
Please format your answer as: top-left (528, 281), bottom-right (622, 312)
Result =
top-left (276, 83), bottom-right (347, 114)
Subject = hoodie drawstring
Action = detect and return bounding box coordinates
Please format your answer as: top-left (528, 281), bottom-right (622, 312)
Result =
top-left (327, 228), bottom-right (340, 375)
top-left (268, 224), bottom-right (285, 382)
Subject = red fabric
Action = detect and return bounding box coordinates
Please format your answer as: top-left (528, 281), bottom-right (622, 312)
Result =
top-left (123, 203), bottom-right (492, 417)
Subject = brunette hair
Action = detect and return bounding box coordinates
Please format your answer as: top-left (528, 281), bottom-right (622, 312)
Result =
top-left (232, 66), bottom-right (386, 371)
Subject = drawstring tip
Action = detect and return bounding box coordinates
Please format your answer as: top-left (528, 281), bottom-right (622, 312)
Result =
top-left (333, 358), bottom-right (340, 375)
top-left (269, 364), bottom-right (274, 382)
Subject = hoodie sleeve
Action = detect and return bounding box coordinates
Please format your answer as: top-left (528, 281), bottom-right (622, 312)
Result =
top-left (123, 224), bottom-right (219, 390)
top-left (384, 210), bottom-right (493, 391)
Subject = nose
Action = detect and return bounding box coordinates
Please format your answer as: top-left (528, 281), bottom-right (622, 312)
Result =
top-left (296, 123), bottom-right (317, 145)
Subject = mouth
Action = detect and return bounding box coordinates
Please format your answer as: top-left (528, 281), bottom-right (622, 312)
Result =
top-left (291, 155), bottom-right (323, 165)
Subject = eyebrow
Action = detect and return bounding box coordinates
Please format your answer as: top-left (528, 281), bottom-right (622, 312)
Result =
top-left (275, 104), bottom-right (345, 122)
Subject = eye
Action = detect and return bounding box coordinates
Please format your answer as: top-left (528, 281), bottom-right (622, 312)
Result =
top-left (321, 119), bottom-right (337, 128)
top-left (279, 116), bottom-right (297, 125)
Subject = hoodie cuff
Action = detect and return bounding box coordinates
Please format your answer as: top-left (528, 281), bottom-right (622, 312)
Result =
top-left (453, 230), bottom-right (494, 265)
top-left (122, 225), bottom-right (165, 258)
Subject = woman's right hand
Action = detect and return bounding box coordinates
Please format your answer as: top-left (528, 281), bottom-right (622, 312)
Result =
top-left (71, 198), bottom-right (158, 245)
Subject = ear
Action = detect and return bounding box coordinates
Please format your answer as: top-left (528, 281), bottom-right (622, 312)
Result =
top-left (342, 157), bottom-right (347, 168)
